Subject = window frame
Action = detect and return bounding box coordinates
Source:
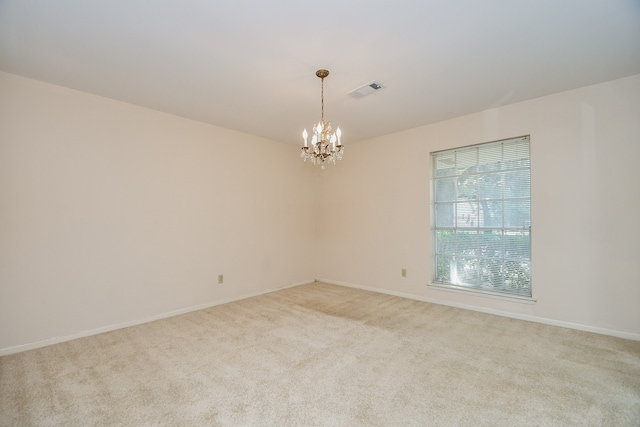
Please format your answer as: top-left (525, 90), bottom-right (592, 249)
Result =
top-left (430, 135), bottom-right (533, 300)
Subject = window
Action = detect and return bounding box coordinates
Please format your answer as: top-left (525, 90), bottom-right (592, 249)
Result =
top-left (431, 136), bottom-right (531, 297)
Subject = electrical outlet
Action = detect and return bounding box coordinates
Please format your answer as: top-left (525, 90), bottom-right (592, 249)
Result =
top-left (402, 268), bottom-right (407, 277)
top-left (218, 274), bottom-right (224, 284)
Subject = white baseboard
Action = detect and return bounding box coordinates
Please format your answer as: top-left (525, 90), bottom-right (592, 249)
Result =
top-left (4, 277), bottom-right (636, 356)
top-left (0, 279), bottom-right (315, 356)
top-left (317, 278), bottom-right (640, 342)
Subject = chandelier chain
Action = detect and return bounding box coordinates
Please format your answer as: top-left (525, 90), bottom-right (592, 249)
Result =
top-left (321, 77), bottom-right (324, 124)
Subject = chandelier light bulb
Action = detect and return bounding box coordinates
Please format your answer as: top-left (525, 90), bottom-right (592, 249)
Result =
top-left (302, 129), bottom-right (308, 147)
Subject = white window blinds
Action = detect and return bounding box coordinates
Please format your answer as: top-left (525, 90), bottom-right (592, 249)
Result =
top-left (432, 136), bottom-right (531, 296)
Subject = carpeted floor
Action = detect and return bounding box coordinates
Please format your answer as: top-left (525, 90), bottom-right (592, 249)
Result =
top-left (1, 282), bottom-right (639, 426)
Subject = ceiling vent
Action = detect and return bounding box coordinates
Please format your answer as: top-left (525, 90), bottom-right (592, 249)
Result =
top-left (347, 80), bottom-right (384, 99)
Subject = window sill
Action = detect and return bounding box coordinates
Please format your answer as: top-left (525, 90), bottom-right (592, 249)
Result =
top-left (428, 283), bottom-right (537, 304)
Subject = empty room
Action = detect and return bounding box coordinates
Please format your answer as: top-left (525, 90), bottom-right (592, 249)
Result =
top-left (1, 1), bottom-right (639, 425)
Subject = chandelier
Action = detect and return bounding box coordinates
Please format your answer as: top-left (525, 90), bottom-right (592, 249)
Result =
top-left (301, 69), bottom-right (343, 168)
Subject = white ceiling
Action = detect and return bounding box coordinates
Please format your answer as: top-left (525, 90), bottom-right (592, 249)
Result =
top-left (1, 0), bottom-right (639, 145)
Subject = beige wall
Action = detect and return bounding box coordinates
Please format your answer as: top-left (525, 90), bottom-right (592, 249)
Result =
top-left (0, 72), bottom-right (318, 353)
top-left (318, 74), bottom-right (640, 338)
top-left (2, 72), bottom-right (639, 354)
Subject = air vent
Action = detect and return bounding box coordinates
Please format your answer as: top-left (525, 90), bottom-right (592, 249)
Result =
top-left (347, 80), bottom-right (384, 99)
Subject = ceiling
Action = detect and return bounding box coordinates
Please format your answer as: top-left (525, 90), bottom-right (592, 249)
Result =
top-left (1, 0), bottom-right (639, 146)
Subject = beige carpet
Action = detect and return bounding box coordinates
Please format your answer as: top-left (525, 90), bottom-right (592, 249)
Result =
top-left (1, 282), bottom-right (639, 426)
